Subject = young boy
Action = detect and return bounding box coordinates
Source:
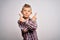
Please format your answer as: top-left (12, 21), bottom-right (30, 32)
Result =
top-left (18, 4), bottom-right (38, 40)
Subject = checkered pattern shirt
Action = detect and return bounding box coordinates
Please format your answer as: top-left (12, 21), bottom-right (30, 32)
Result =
top-left (18, 18), bottom-right (38, 40)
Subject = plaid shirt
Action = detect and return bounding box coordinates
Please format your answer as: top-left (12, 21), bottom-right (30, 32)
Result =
top-left (18, 18), bottom-right (38, 40)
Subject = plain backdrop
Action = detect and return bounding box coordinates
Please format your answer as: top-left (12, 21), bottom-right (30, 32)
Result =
top-left (0, 0), bottom-right (60, 40)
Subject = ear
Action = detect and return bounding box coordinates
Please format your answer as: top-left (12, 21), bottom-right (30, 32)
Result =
top-left (21, 11), bottom-right (23, 14)
top-left (21, 11), bottom-right (22, 13)
top-left (31, 12), bottom-right (32, 14)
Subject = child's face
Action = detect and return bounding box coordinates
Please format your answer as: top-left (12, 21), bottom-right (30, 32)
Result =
top-left (21, 7), bottom-right (32, 18)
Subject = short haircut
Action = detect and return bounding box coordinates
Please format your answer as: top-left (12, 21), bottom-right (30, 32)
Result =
top-left (22, 4), bottom-right (31, 11)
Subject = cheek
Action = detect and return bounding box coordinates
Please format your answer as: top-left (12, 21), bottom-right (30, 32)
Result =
top-left (28, 12), bottom-right (32, 14)
top-left (22, 11), bottom-right (26, 15)
top-left (28, 13), bottom-right (31, 16)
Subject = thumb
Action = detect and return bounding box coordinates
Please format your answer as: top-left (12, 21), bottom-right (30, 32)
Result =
top-left (34, 13), bottom-right (37, 16)
top-left (19, 13), bottom-right (23, 17)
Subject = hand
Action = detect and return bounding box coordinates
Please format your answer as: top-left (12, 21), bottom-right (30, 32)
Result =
top-left (19, 13), bottom-right (26, 22)
top-left (23, 28), bottom-right (28, 32)
top-left (32, 13), bottom-right (37, 21)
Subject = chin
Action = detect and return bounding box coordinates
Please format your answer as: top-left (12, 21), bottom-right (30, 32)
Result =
top-left (25, 16), bottom-right (28, 18)
top-left (24, 16), bottom-right (28, 17)
top-left (23, 16), bottom-right (29, 19)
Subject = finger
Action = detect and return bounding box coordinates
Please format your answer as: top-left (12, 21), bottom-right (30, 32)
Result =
top-left (34, 13), bottom-right (37, 17)
top-left (19, 13), bottom-right (22, 17)
top-left (19, 13), bottom-right (21, 16)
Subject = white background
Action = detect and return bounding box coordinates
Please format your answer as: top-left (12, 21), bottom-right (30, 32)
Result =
top-left (0, 0), bottom-right (60, 40)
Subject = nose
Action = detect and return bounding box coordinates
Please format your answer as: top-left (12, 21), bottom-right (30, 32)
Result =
top-left (26, 13), bottom-right (28, 14)
top-left (25, 11), bottom-right (28, 14)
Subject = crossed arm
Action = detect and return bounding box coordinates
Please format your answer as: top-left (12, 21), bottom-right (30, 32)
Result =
top-left (18, 20), bottom-right (37, 33)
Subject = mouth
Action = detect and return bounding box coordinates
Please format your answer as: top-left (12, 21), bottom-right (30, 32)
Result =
top-left (25, 14), bottom-right (28, 16)
top-left (23, 16), bottom-right (28, 19)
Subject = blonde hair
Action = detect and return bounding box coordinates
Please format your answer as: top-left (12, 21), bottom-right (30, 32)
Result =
top-left (22, 4), bottom-right (31, 11)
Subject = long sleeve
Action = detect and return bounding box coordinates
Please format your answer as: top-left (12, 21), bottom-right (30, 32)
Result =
top-left (17, 19), bottom-right (38, 40)
top-left (18, 20), bottom-right (28, 33)
top-left (23, 19), bottom-right (37, 31)
top-left (18, 19), bottom-right (37, 31)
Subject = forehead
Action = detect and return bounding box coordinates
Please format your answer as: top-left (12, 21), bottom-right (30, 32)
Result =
top-left (23, 7), bottom-right (32, 10)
